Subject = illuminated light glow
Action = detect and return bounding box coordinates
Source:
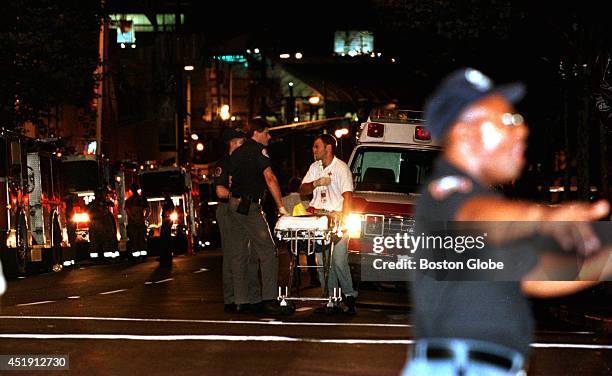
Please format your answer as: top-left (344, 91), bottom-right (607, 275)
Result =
top-left (334, 128), bottom-right (349, 138)
top-left (104, 252), bottom-right (113, 258)
top-left (246, 49), bottom-right (251, 54)
top-left (347, 50), bottom-right (358, 57)
top-left (308, 96), bottom-right (320, 105)
top-left (120, 43), bottom-right (126, 49)
top-left (391, 58), bottom-right (396, 63)
top-left (132, 251), bottom-right (141, 257)
top-left (480, 121), bottom-right (504, 150)
top-left (219, 104), bottom-right (231, 121)
top-left (295, 52), bottom-right (303, 59)
top-left (253, 48), bottom-right (260, 54)
top-left (293, 117), bottom-right (299, 122)
top-left (230, 116), bottom-right (236, 121)
top-left (377, 53), bottom-right (382, 57)
top-left (191, 133), bottom-right (199, 141)
top-left (141, 251), bottom-right (147, 256)
top-left (196, 142), bottom-right (205, 152)
top-left (279, 53), bottom-right (290, 59)
top-left (288, 82), bottom-right (294, 87)
top-left (72, 213), bottom-right (90, 223)
top-left (131, 44), bottom-right (136, 49)
top-left (205, 242), bottom-right (211, 246)
top-left (90, 253), bottom-right (99, 258)
top-left (370, 53), bottom-right (375, 57)
top-left (115, 176), bottom-right (122, 182)
top-left (170, 212), bottom-right (179, 222)
top-left (184, 65), bottom-right (194, 71)
top-left (212, 221), bottom-right (217, 224)
top-left (208, 202), bottom-right (218, 206)
top-left (344, 213), bottom-right (363, 238)
top-left (137, 189), bottom-right (142, 195)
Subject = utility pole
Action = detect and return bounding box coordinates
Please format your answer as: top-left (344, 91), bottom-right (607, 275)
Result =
top-left (175, 0), bottom-right (184, 165)
top-left (95, 1), bottom-right (108, 157)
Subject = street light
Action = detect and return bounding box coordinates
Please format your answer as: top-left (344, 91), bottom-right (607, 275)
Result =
top-left (184, 65), bottom-right (194, 71)
top-left (220, 105), bottom-right (231, 121)
top-left (196, 142), bottom-right (204, 152)
top-left (190, 133), bottom-right (199, 141)
top-left (308, 96), bottom-right (320, 105)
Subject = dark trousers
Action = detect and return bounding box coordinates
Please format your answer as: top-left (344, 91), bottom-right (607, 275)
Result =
top-left (228, 198), bottom-right (278, 302)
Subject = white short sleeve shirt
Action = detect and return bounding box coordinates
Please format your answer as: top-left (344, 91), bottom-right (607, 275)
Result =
top-left (303, 157), bottom-right (353, 212)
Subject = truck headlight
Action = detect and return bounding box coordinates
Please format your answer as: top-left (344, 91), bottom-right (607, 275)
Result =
top-left (170, 211), bottom-right (179, 222)
top-left (72, 213), bottom-right (90, 223)
top-left (344, 213), bottom-right (363, 238)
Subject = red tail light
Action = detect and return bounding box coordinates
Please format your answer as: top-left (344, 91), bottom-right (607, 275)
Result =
top-left (414, 126), bottom-right (431, 141)
top-left (367, 122), bottom-right (385, 138)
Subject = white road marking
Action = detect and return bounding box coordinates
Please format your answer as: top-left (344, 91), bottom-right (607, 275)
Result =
top-left (154, 278), bottom-right (174, 284)
top-left (98, 289), bottom-right (128, 295)
top-left (67, 296), bottom-right (81, 299)
top-left (0, 315), bottom-right (411, 328)
top-left (295, 307), bottom-right (312, 312)
top-left (0, 333), bottom-right (412, 344)
top-left (144, 281), bottom-right (153, 285)
top-left (15, 301), bottom-right (55, 307)
top-left (0, 333), bottom-right (608, 349)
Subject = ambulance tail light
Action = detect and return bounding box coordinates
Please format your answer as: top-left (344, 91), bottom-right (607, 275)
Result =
top-left (414, 126), bottom-right (431, 141)
top-left (366, 122), bottom-right (385, 138)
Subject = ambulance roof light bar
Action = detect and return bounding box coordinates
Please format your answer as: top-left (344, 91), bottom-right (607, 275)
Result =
top-left (369, 109), bottom-right (425, 125)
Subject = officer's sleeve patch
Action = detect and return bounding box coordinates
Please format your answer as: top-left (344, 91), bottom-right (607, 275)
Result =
top-left (262, 148), bottom-right (270, 158)
top-left (214, 167), bottom-right (222, 177)
top-left (429, 176), bottom-right (472, 201)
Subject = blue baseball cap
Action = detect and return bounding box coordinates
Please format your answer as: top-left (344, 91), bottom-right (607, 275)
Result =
top-left (424, 68), bottom-right (526, 140)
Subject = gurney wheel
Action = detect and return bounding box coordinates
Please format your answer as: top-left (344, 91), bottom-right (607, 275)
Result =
top-left (280, 301), bottom-right (296, 315)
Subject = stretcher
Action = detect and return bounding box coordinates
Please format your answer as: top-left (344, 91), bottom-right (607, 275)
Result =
top-left (274, 215), bottom-right (342, 312)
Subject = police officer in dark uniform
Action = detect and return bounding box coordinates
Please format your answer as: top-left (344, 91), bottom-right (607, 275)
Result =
top-left (228, 117), bottom-right (289, 314)
top-left (87, 186), bottom-right (118, 258)
top-left (214, 127), bottom-right (261, 312)
top-left (403, 68), bottom-right (611, 375)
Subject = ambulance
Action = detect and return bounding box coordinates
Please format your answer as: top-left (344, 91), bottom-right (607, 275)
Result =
top-left (343, 109), bottom-right (442, 283)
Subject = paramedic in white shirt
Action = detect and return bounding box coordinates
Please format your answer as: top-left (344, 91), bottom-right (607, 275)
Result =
top-left (300, 134), bottom-right (357, 314)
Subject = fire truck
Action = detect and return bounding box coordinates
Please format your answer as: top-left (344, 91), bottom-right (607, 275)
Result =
top-left (1, 129), bottom-right (71, 278)
top-left (139, 165), bottom-right (196, 255)
top-left (60, 154), bottom-right (126, 260)
top-left (343, 109), bottom-right (442, 283)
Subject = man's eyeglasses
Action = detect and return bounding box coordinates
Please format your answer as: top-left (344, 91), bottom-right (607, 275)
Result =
top-left (501, 113), bottom-right (524, 127)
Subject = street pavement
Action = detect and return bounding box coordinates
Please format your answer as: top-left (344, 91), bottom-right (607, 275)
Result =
top-left (0, 251), bottom-right (610, 375)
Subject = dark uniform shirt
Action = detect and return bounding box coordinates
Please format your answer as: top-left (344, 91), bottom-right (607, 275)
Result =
top-left (413, 158), bottom-right (535, 356)
top-left (213, 154), bottom-right (231, 192)
top-left (229, 138), bottom-right (271, 200)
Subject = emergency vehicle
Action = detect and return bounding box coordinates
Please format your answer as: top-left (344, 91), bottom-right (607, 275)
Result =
top-left (138, 165), bottom-right (196, 254)
top-left (61, 154), bottom-right (126, 260)
top-left (343, 109), bottom-right (442, 282)
top-left (1, 129), bottom-right (71, 277)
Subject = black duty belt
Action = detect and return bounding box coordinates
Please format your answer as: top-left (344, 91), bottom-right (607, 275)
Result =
top-left (231, 194), bottom-right (262, 204)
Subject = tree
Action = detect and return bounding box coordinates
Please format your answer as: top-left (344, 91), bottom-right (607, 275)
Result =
top-left (0, 0), bottom-right (103, 133)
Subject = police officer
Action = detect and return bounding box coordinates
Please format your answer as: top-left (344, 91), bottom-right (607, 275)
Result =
top-left (125, 182), bottom-right (149, 260)
top-left (214, 127), bottom-right (261, 312)
top-left (228, 117), bottom-right (289, 315)
top-left (403, 68), bottom-right (612, 375)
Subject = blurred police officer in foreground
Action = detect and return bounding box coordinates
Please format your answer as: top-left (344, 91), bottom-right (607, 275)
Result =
top-left (228, 118), bottom-right (289, 314)
top-left (214, 127), bottom-right (261, 313)
top-left (404, 68), bottom-right (612, 375)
